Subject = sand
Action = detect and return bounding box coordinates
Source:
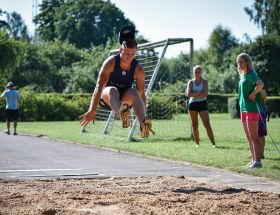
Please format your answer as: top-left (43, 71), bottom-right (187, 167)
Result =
top-left (1, 176), bottom-right (280, 215)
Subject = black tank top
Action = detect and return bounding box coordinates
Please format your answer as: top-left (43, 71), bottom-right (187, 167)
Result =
top-left (107, 54), bottom-right (138, 88)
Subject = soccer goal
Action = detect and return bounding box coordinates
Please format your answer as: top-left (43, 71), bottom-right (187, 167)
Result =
top-left (95, 38), bottom-right (194, 141)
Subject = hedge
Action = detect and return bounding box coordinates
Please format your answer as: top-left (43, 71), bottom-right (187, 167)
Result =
top-left (0, 91), bottom-right (279, 121)
top-left (0, 91), bottom-right (91, 122)
top-left (228, 96), bottom-right (280, 119)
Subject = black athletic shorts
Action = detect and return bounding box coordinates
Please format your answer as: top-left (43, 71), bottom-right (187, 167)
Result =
top-left (99, 87), bottom-right (130, 110)
top-left (6, 109), bottom-right (19, 121)
top-left (188, 100), bottom-right (208, 112)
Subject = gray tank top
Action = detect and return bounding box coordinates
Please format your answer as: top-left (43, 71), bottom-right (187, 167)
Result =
top-left (189, 79), bottom-right (207, 103)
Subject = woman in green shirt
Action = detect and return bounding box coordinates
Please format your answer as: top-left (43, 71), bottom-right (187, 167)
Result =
top-left (237, 53), bottom-right (264, 168)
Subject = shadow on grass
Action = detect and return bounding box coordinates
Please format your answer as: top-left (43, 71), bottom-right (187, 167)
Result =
top-left (265, 157), bottom-right (280, 161)
top-left (173, 187), bottom-right (247, 195)
top-left (270, 165), bottom-right (280, 170)
top-left (215, 146), bottom-right (246, 150)
top-left (130, 137), bottom-right (193, 142)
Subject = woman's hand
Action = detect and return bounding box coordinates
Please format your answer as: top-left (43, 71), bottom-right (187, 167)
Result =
top-left (79, 111), bottom-right (96, 127)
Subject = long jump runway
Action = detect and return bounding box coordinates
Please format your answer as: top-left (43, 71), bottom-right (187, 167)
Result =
top-left (1, 131), bottom-right (280, 193)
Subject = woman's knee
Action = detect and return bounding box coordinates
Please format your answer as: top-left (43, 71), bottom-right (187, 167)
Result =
top-left (102, 87), bottom-right (119, 96)
top-left (109, 88), bottom-right (120, 97)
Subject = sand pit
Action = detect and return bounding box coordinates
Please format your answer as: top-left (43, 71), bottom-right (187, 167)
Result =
top-left (1, 176), bottom-right (279, 214)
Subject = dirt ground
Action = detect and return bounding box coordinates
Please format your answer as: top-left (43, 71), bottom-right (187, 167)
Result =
top-left (0, 176), bottom-right (279, 215)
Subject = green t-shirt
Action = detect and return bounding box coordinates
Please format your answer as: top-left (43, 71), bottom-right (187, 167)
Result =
top-left (238, 71), bottom-right (262, 112)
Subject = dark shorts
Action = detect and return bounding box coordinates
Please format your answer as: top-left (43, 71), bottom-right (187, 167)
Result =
top-left (188, 100), bottom-right (208, 112)
top-left (99, 86), bottom-right (130, 110)
top-left (258, 112), bottom-right (267, 137)
top-left (6, 109), bottom-right (19, 122)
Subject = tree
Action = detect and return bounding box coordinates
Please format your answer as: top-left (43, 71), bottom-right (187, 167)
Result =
top-left (245, 34), bottom-right (280, 95)
top-left (0, 9), bottom-right (30, 41)
top-left (55, 0), bottom-right (134, 48)
top-left (245, 0), bottom-right (280, 35)
top-left (6, 12), bottom-right (30, 41)
top-left (214, 33), bottom-right (280, 95)
top-left (158, 53), bottom-right (191, 85)
top-left (207, 25), bottom-right (238, 68)
top-left (63, 48), bottom-right (104, 93)
top-left (194, 25), bottom-right (238, 93)
top-left (12, 40), bottom-right (84, 92)
top-left (34, 0), bottom-right (65, 42)
top-left (0, 31), bottom-right (27, 87)
top-left (0, 9), bottom-right (9, 29)
top-left (34, 0), bottom-right (134, 48)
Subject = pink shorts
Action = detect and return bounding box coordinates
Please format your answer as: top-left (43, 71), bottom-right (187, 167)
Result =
top-left (240, 112), bottom-right (259, 122)
top-left (241, 112), bottom-right (259, 122)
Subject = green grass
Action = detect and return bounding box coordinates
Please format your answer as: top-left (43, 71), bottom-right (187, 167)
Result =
top-left (1, 113), bottom-right (280, 181)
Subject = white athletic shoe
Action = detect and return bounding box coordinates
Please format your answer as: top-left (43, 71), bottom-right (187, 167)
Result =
top-left (245, 161), bottom-right (253, 167)
top-left (246, 161), bottom-right (262, 168)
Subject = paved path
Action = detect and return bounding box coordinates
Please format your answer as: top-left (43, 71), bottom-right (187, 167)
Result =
top-left (1, 132), bottom-right (280, 193)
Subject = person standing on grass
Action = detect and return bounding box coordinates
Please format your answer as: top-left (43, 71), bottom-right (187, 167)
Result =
top-left (186, 65), bottom-right (217, 148)
top-left (236, 53), bottom-right (264, 168)
top-left (259, 89), bottom-right (268, 159)
top-left (0, 82), bottom-right (20, 135)
top-left (79, 25), bottom-right (153, 138)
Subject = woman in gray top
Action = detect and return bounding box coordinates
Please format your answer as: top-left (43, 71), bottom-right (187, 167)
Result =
top-left (186, 65), bottom-right (216, 147)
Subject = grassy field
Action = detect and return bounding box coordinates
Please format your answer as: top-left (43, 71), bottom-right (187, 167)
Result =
top-left (1, 113), bottom-right (280, 181)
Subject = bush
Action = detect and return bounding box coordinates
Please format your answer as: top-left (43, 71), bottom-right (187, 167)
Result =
top-left (208, 94), bottom-right (230, 113)
top-left (148, 94), bottom-right (177, 120)
top-left (148, 93), bottom-right (232, 120)
top-left (1, 91), bottom-right (278, 122)
top-left (228, 97), bottom-right (240, 119)
top-left (266, 97), bottom-right (280, 118)
top-left (0, 90), bottom-right (91, 122)
top-left (227, 96), bottom-right (280, 119)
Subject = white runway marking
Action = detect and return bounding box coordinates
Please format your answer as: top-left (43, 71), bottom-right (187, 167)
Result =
top-left (0, 169), bottom-right (80, 173)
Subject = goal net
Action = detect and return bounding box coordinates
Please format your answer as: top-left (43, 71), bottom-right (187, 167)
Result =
top-left (94, 38), bottom-right (194, 141)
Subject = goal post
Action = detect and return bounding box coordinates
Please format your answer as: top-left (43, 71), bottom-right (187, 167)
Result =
top-left (99, 38), bottom-right (194, 141)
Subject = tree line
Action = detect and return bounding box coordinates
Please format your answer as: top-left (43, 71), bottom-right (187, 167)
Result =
top-left (0, 0), bottom-right (279, 95)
